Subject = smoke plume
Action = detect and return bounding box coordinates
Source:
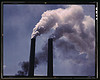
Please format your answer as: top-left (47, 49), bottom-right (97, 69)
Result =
top-left (31, 5), bottom-right (95, 75)
top-left (31, 5), bottom-right (84, 38)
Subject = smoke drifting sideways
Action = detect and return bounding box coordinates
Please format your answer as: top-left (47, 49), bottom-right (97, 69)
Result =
top-left (31, 5), bottom-right (95, 76)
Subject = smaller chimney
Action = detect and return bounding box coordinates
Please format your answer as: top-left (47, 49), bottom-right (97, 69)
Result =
top-left (28, 38), bottom-right (36, 76)
top-left (47, 38), bottom-right (53, 77)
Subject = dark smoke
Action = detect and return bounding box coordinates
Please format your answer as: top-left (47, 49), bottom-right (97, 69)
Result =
top-left (55, 38), bottom-right (88, 64)
top-left (35, 43), bottom-right (48, 64)
top-left (15, 57), bottom-right (39, 76)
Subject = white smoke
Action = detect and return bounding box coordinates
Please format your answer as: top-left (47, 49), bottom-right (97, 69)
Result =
top-left (32, 5), bottom-right (95, 76)
top-left (31, 5), bottom-right (84, 38)
top-left (32, 5), bottom-right (95, 58)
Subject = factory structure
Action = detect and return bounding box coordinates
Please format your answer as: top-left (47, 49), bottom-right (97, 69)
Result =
top-left (28, 38), bottom-right (53, 77)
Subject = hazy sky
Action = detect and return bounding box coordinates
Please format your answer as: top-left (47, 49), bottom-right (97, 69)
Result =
top-left (3, 4), bottom-right (95, 76)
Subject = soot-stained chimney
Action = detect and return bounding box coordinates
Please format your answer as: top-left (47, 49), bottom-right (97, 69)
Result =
top-left (28, 38), bottom-right (36, 76)
top-left (47, 38), bottom-right (53, 77)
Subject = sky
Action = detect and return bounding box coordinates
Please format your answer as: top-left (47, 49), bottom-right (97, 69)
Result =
top-left (3, 4), bottom-right (95, 76)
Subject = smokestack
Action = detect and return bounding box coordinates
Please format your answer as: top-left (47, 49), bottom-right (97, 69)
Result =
top-left (47, 38), bottom-right (53, 77)
top-left (28, 38), bottom-right (36, 76)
